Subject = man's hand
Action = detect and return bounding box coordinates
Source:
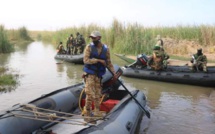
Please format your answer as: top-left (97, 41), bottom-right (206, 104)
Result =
top-left (98, 59), bottom-right (106, 66)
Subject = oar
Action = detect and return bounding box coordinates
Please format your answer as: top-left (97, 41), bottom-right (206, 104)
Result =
top-left (106, 67), bottom-right (151, 118)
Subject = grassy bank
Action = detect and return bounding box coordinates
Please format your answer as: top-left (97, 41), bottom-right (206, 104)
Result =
top-left (34, 19), bottom-right (215, 58)
top-left (0, 67), bottom-right (18, 92)
top-left (0, 26), bottom-right (32, 92)
top-left (0, 26), bottom-right (14, 53)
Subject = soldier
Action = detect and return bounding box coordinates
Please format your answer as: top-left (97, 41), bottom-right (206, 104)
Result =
top-left (79, 34), bottom-right (86, 54)
top-left (147, 45), bottom-right (169, 70)
top-left (75, 32), bottom-right (85, 54)
top-left (82, 31), bottom-right (116, 123)
top-left (66, 34), bottom-right (75, 54)
top-left (56, 41), bottom-right (66, 54)
top-left (190, 48), bottom-right (207, 72)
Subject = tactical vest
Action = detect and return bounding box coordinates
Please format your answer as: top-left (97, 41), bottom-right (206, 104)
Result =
top-left (83, 43), bottom-right (108, 77)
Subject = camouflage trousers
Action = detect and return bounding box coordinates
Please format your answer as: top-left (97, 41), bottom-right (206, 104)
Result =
top-left (84, 74), bottom-right (102, 112)
top-left (191, 63), bottom-right (207, 72)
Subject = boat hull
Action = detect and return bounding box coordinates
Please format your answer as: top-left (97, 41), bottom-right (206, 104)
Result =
top-left (76, 90), bottom-right (146, 134)
top-left (0, 83), bottom-right (83, 134)
top-left (122, 66), bottom-right (215, 87)
top-left (54, 54), bottom-right (84, 64)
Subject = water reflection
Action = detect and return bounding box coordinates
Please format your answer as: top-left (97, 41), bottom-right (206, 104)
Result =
top-left (0, 41), bottom-right (214, 134)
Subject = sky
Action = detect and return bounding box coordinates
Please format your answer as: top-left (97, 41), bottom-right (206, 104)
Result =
top-left (0, 0), bottom-right (215, 31)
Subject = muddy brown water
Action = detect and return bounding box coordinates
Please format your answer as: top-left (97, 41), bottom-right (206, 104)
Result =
top-left (0, 41), bottom-right (214, 134)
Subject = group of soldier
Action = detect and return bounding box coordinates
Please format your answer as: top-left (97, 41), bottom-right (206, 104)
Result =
top-left (147, 35), bottom-right (208, 73)
top-left (56, 32), bottom-right (86, 55)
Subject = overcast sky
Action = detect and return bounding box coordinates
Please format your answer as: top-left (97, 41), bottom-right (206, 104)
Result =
top-left (0, 0), bottom-right (215, 31)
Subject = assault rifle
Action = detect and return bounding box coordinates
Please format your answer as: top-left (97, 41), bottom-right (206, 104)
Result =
top-left (192, 55), bottom-right (199, 71)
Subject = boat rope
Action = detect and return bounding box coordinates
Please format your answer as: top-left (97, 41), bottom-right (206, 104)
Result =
top-left (12, 112), bottom-right (87, 126)
top-left (22, 104), bottom-right (103, 120)
top-left (17, 104), bottom-right (105, 126)
top-left (23, 104), bottom-right (80, 117)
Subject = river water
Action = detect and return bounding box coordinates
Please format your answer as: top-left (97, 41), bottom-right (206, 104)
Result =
top-left (0, 41), bottom-right (214, 134)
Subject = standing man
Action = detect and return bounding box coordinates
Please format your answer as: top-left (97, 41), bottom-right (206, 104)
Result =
top-left (155, 34), bottom-right (164, 51)
top-left (66, 34), bottom-right (75, 55)
top-left (82, 31), bottom-right (116, 123)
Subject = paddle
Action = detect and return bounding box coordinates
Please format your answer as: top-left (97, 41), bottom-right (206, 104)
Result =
top-left (106, 66), bottom-right (151, 118)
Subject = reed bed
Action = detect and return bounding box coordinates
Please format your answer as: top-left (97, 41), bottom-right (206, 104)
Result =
top-left (36, 19), bottom-right (215, 56)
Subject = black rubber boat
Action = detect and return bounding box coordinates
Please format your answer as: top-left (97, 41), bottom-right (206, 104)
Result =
top-left (54, 54), bottom-right (84, 64)
top-left (115, 53), bottom-right (215, 87)
top-left (0, 65), bottom-right (149, 134)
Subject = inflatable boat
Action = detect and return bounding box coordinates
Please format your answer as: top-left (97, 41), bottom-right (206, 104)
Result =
top-left (0, 65), bottom-right (149, 134)
top-left (54, 54), bottom-right (84, 64)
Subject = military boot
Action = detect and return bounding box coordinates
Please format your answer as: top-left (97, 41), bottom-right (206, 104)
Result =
top-left (93, 108), bottom-right (105, 117)
top-left (82, 107), bottom-right (96, 124)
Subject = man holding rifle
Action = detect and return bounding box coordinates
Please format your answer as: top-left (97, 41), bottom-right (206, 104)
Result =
top-left (190, 48), bottom-right (207, 72)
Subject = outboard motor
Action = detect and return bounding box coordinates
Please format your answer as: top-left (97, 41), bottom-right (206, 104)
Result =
top-left (128, 54), bottom-right (148, 68)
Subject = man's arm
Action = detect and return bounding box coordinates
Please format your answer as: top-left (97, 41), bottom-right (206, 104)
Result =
top-left (83, 44), bottom-right (99, 64)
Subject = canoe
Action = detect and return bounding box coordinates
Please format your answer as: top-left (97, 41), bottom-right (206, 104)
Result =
top-left (54, 54), bottom-right (84, 64)
top-left (122, 65), bottom-right (215, 87)
top-left (0, 65), bottom-right (149, 134)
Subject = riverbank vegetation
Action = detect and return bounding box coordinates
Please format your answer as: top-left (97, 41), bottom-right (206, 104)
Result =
top-left (34, 19), bottom-right (215, 61)
top-left (0, 26), bottom-right (14, 53)
top-left (0, 25), bottom-right (32, 92)
top-left (0, 66), bottom-right (18, 92)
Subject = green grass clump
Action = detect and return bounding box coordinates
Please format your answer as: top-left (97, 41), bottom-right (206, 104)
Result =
top-left (0, 74), bottom-right (16, 86)
top-left (0, 25), bottom-right (14, 53)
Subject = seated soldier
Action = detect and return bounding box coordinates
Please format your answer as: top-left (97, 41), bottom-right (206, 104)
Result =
top-left (56, 42), bottom-right (66, 54)
top-left (190, 48), bottom-right (207, 72)
top-left (147, 45), bottom-right (169, 71)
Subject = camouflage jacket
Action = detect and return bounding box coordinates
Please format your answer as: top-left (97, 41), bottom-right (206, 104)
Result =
top-left (76, 35), bottom-right (85, 46)
top-left (191, 53), bottom-right (207, 64)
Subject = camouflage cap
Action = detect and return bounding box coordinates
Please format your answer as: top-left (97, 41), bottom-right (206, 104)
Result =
top-left (89, 31), bottom-right (101, 38)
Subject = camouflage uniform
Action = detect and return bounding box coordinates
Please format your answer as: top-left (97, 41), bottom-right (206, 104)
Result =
top-left (83, 43), bottom-right (115, 120)
top-left (66, 35), bottom-right (75, 55)
top-left (190, 49), bottom-right (207, 72)
top-left (75, 33), bottom-right (85, 54)
top-left (57, 42), bottom-right (66, 54)
top-left (147, 46), bottom-right (169, 70)
top-left (155, 35), bottom-right (164, 51)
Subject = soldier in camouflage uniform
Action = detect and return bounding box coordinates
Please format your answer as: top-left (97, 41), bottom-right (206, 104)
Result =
top-left (56, 41), bottom-right (66, 54)
top-left (73, 32), bottom-right (85, 54)
top-left (66, 34), bottom-right (75, 55)
top-left (82, 31), bottom-right (115, 123)
top-left (147, 45), bottom-right (169, 71)
top-left (190, 48), bottom-right (207, 72)
top-left (155, 35), bottom-right (164, 51)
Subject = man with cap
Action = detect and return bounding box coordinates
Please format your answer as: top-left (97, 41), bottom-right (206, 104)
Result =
top-left (190, 48), bottom-right (207, 72)
top-left (82, 30), bottom-right (116, 123)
